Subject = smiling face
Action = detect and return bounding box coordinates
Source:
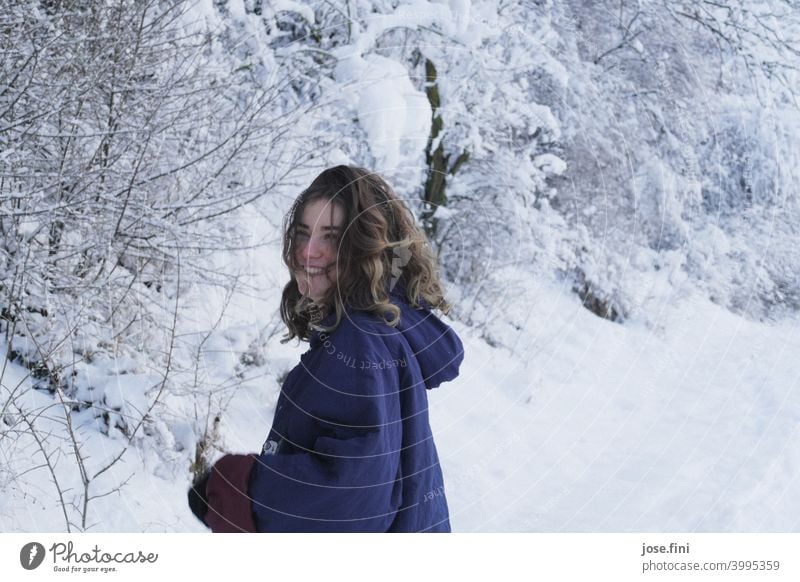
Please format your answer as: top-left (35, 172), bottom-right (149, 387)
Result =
top-left (293, 198), bottom-right (345, 303)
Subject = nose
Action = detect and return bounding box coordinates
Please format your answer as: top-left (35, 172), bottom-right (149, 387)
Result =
top-left (300, 236), bottom-right (323, 261)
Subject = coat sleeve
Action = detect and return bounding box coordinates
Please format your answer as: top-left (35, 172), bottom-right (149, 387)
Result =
top-left (248, 324), bottom-right (404, 532)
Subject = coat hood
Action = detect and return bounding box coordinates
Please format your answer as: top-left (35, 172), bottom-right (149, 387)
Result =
top-left (387, 284), bottom-right (464, 390)
top-left (310, 283), bottom-right (464, 390)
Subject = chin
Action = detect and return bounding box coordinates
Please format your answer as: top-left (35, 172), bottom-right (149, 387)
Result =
top-left (311, 287), bottom-right (332, 302)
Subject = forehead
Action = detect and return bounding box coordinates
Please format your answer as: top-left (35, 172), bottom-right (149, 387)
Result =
top-left (298, 198), bottom-right (345, 228)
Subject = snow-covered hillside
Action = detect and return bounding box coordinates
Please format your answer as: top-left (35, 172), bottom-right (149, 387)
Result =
top-left (3, 273), bottom-right (799, 531)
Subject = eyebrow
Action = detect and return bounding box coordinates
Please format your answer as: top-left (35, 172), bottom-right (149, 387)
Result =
top-left (297, 222), bottom-right (341, 231)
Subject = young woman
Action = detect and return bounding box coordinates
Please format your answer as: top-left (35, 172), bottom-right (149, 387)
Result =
top-left (188, 165), bottom-right (464, 532)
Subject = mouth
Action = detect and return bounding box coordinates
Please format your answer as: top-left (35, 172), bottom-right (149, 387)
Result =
top-left (300, 266), bottom-right (325, 276)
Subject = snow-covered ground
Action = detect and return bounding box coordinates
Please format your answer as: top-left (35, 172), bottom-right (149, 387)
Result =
top-left (436, 282), bottom-right (800, 532)
top-left (3, 276), bottom-right (797, 532)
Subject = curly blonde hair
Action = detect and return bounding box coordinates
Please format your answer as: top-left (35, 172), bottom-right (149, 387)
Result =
top-left (279, 165), bottom-right (452, 342)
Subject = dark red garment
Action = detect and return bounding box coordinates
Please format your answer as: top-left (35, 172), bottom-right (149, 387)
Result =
top-left (205, 454), bottom-right (257, 532)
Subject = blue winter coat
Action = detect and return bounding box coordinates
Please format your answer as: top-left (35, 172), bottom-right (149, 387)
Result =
top-left (203, 285), bottom-right (464, 533)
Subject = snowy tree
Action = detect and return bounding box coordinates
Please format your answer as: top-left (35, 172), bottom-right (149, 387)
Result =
top-left (0, 0), bottom-right (315, 530)
top-left (534, 0), bottom-right (800, 323)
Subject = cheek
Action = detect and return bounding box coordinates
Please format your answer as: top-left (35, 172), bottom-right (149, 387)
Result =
top-left (329, 257), bottom-right (340, 278)
top-left (293, 240), bottom-right (305, 258)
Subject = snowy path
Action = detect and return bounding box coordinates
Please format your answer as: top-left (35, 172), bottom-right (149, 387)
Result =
top-left (434, 285), bottom-right (800, 532)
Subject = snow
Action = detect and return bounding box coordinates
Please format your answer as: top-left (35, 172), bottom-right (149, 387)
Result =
top-left (333, 53), bottom-right (431, 171)
top-left (534, 153), bottom-right (567, 176)
top-left (432, 279), bottom-right (800, 532)
top-left (3, 272), bottom-right (799, 532)
top-left (272, 0), bottom-right (315, 24)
